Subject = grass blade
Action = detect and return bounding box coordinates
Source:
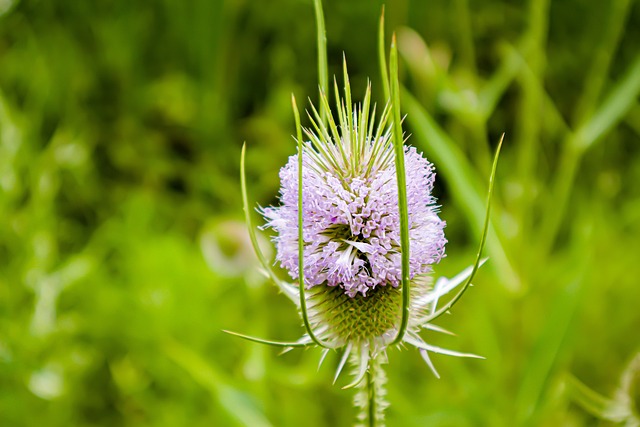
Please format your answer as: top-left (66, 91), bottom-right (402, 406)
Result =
top-left (572, 0), bottom-right (633, 124)
top-left (165, 340), bottom-right (273, 427)
top-left (574, 53), bottom-right (640, 151)
top-left (565, 375), bottom-right (630, 421)
top-left (540, 53), bottom-right (640, 253)
top-left (514, 277), bottom-right (584, 425)
top-left (403, 91), bottom-right (520, 291)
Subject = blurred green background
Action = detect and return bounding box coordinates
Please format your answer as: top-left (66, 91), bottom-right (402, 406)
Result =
top-left (1, 0), bottom-right (640, 425)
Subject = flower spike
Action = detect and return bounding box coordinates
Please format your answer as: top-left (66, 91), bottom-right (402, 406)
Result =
top-left (318, 348), bottom-right (331, 371)
top-left (420, 348), bottom-right (440, 379)
top-left (334, 343), bottom-right (353, 384)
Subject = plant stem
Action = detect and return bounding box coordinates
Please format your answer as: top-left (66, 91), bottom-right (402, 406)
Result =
top-left (355, 351), bottom-right (387, 426)
top-left (367, 361), bottom-right (377, 427)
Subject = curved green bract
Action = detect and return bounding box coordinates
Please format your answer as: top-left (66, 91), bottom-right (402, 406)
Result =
top-left (312, 0), bottom-right (328, 124)
top-left (240, 143), bottom-right (285, 289)
top-left (292, 95), bottom-right (331, 349)
top-left (222, 330), bottom-right (313, 348)
top-left (389, 34), bottom-right (412, 346)
top-left (424, 134), bottom-right (504, 324)
top-left (378, 6), bottom-right (390, 101)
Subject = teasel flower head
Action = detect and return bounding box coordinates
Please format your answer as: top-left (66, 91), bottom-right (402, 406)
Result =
top-left (263, 117), bottom-right (446, 300)
top-left (227, 8), bottom-right (503, 422)
top-left (229, 55), bottom-right (501, 383)
top-left (259, 82), bottom-right (456, 358)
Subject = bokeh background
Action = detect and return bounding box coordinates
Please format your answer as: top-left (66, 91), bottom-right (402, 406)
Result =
top-left (1, 0), bottom-right (640, 425)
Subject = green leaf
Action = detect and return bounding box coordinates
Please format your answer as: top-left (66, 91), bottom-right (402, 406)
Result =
top-left (574, 53), bottom-right (640, 151)
top-left (164, 339), bottom-right (274, 427)
top-left (515, 276), bottom-right (584, 426)
top-left (539, 52), bottom-right (640, 252)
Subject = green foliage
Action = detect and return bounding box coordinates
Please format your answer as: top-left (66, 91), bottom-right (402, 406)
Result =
top-left (1, 0), bottom-right (640, 426)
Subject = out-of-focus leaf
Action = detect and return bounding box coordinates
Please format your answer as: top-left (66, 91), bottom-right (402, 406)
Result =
top-left (164, 340), bottom-right (273, 427)
top-left (403, 91), bottom-right (520, 291)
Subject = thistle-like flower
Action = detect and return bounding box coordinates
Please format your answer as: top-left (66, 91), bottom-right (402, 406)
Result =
top-left (263, 121), bottom-right (446, 299)
top-left (259, 72), bottom-right (482, 366)
top-left (230, 52), bottom-right (501, 426)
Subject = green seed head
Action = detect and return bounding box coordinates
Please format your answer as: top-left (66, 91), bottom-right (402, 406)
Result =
top-left (304, 275), bottom-right (436, 352)
top-left (308, 285), bottom-right (401, 347)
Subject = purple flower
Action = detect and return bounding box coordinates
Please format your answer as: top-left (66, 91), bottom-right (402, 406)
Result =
top-left (263, 137), bottom-right (446, 298)
top-left (232, 80), bottom-right (487, 384)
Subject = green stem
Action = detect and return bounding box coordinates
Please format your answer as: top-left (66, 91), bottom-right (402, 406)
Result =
top-left (514, 0), bottom-right (549, 257)
top-left (355, 351), bottom-right (387, 427)
top-left (367, 362), bottom-right (376, 427)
